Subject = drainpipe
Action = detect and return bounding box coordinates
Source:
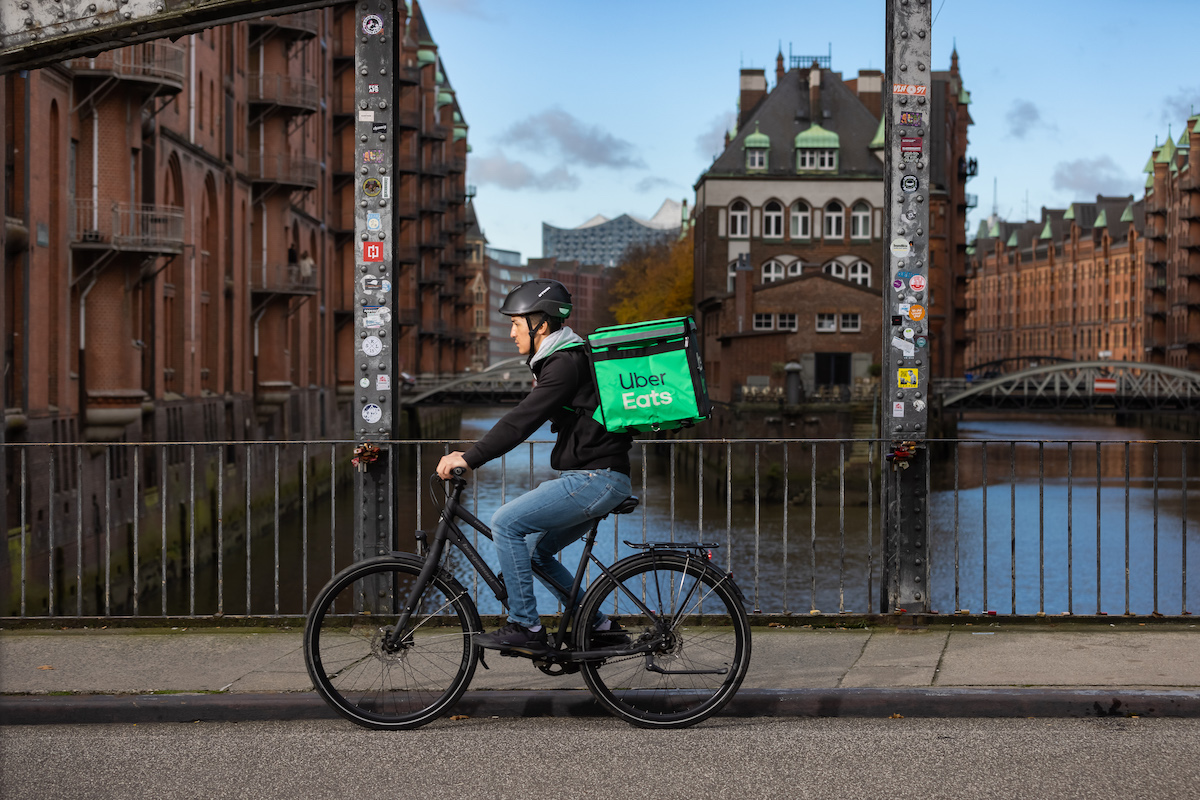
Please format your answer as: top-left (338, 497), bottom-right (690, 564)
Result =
top-left (78, 275), bottom-right (98, 432)
top-left (189, 36), bottom-right (196, 143)
top-left (91, 109), bottom-right (99, 230)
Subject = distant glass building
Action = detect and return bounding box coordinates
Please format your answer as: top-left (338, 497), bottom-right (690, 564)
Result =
top-left (542, 199), bottom-right (683, 266)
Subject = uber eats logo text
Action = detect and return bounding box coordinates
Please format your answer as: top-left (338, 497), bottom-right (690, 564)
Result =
top-left (620, 372), bottom-right (673, 408)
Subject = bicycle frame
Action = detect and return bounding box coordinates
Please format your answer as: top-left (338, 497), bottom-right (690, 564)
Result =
top-left (383, 476), bottom-right (709, 662)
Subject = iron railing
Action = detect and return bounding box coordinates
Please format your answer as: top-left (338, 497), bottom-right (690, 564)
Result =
top-left (67, 42), bottom-right (186, 88)
top-left (70, 200), bottom-right (185, 251)
top-left (2, 438), bottom-right (1195, 621)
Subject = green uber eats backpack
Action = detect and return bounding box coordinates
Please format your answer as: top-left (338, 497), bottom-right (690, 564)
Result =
top-left (582, 316), bottom-right (711, 434)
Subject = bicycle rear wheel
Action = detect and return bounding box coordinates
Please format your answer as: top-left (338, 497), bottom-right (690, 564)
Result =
top-left (304, 554), bottom-right (481, 730)
top-left (575, 551), bottom-right (751, 729)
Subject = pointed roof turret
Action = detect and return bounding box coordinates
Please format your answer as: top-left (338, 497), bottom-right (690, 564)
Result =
top-left (869, 115), bottom-right (885, 149)
top-left (1120, 202), bottom-right (1134, 223)
top-left (1005, 230), bottom-right (1019, 247)
top-left (1039, 219), bottom-right (1053, 240)
top-left (1063, 203), bottom-right (1075, 221)
top-left (1155, 134), bottom-right (1177, 164)
top-left (1094, 209), bottom-right (1108, 229)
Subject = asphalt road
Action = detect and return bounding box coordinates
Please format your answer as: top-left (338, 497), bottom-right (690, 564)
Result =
top-left (3, 716), bottom-right (1198, 799)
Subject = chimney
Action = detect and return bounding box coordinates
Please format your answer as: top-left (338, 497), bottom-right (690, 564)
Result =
top-left (855, 69), bottom-right (882, 120)
top-left (808, 61), bottom-right (821, 119)
top-left (775, 49), bottom-right (785, 85)
top-left (738, 69), bottom-right (767, 130)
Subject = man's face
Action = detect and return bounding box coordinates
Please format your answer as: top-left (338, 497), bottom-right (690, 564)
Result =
top-left (510, 315), bottom-right (533, 355)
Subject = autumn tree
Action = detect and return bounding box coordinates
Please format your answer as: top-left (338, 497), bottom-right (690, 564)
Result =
top-left (607, 231), bottom-right (694, 323)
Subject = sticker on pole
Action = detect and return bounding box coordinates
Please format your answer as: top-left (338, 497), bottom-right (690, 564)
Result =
top-left (361, 336), bottom-right (383, 356)
top-left (892, 401), bottom-right (905, 418)
top-left (900, 137), bottom-right (923, 153)
top-left (901, 175), bottom-right (918, 193)
top-left (909, 274), bottom-right (927, 291)
top-left (892, 84), bottom-right (927, 96)
top-left (908, 304), bottom-right (926, 321)
top-left (362, 15), bottom-right (383, 35)
top-left (890, 238), bottom-right (912, 257)
top-left (899, 110), bottom-right (923, 126)
top-left (363, 242), bottom-right (383, 261)
top-left (361, 403), bottom-right (382, 424)
top-left (897, 368), bottom-right (919, 389)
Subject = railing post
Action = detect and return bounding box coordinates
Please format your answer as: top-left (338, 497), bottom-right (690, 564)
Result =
top-left (351, 0), bottom-right (400, 612)
top-left (880, 0), bottom-right (932, 614)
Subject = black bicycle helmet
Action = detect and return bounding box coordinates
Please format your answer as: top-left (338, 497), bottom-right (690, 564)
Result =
top-left (499, 279), bottom-right (573, 320)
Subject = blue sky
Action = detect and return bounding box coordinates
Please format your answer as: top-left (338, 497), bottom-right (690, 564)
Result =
top-left (423, 0), bottom-right (1199, 260)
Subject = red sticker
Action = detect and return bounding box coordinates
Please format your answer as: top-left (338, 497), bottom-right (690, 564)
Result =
top-left (900, 137), bottom-right (923, 153)
top-left (892, 84), bottom-right (927, 96)
top-left (363, 242), bottom-right (383, 262)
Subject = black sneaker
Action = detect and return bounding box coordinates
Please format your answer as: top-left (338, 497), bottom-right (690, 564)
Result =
top-left (591, 622), bottom-right (632, 647)
top-left (475, 621), bottom-right (548, 652)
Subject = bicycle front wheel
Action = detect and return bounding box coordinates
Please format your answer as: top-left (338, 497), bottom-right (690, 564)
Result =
top-left (304, 554), bottom-right (481, 730)
top-left (575, 551), bottom-right (751, 729)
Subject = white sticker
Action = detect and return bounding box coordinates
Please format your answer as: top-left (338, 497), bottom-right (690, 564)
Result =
top-left (892, 401), bottom-right (905, 418)
top-left (381, 176), bottom-right (391, 199)
top-left (891, 336), bottom-right (915, 357)
top-left (890, 237), bottom-right (912, 257)
top-left (361, 336), bottom-right (383, 356)
top-left (358, 110), bottom-right (375, 122)
top-left (361, 403), bottom-right (382, 424)
top-left (903, 328), bottom-right (915, 340)
top-left (898, 303), bottom-right (911, 316)
top-left (359, 377), bottom-right (370, 388)
top-left (913, 399), bottom-right (927, 412)
top-left (376, 375), bottom-right (391, 391)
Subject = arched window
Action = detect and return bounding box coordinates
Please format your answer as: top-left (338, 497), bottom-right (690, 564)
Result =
top-left (761, 260), bottom-right (785, 283)
top-left (790, 201), bottom-right (810, 239)
top-left (727, 261), bottom-right (738, 293)
top-left (763, 201), bottom-right (783, 238)
top-left (851, 202), bottom-right (871, 239)
top-left (823, 261), bottom-right (846, 279)
top-left (729, 200), bottom-right (749, 237)
top-left (787, 260), bottom-right (803, 277)
top-left (824, 201), bottom-right (844, 238)
top-left (848, 260), bottom-right (871, 287)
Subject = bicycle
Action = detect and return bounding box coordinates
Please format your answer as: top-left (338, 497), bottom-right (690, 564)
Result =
top-left (303, 468), bottom-right (752, 730)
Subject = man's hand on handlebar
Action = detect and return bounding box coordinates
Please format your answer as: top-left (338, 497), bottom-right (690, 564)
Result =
top-left (437, 452), bottom-right (469, 480)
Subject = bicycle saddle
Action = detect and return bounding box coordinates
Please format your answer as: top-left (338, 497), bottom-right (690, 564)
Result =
top-left (612, 496), bottom-right (639, 515)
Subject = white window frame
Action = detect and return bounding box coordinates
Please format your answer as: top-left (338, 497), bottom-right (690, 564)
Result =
top-left (816, 313), bottom-right (837, 333)
top-left (824, 201), bottom-right (844, 238)
top-left (763, 201), bottom-right (783, 238)
top-left (753, 313), bottom-right (774, 330)
top-left (777, 313), bottom-right (798, 331)
top-left (848, 260), bottom-right (871, 287)
top-left (790, 201), bottom-right (810, 239)
top-left (817, 149), bottom-right (837, 170)
top-left (787, 260), bottom-right (803, 277)
top-left (729, 200), bottom-right (749, 238)
top-left (850, 202), bottom-right (871, 239)
top-left (840, 313), bottom-right (862, 332)
top-left (761, 260), bottom-right (784, 283)
top-left (823, 260), bottom-right (846, 279)
top-left (747, 148), bottom-right (766, 170)
top-left (727, 262), bottom-right (738, 293)
top-left (797, 149), bottom-right (817, 170)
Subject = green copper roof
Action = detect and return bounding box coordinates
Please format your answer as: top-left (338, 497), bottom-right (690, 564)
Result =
top-left (453, 111), bottom-right (462, 123)
top-left (435, 70), bottom-right (445, 85)
top-left (1094, 209), bottom-right (1108, 229)
top-left (1120, 203), bottom-right (1134, 223)
top-left (1143, 156), bottom-right (1155, 174)
top-left (988, 219), bottom-right (1000, 238)
top-left (436, 91), bottom-right (454, 108)
top-left (743, 123), bottom-right (770, 149)
top-left (1146, 173), bottom-right (1155, 189)
top-left (466, 143), bottom-right (472, 153)
top-left (1171, 160), bottom-right (1179, 174)
top-left (959, 87), bottom-right (971, 105)
top-left (1155, 135), bottom-right (1177, 164)
top-left (1179, 129), bottom-right (1191, 149)
top-left (976, 219), bottom-right (990, 240)
top-left (417, 49), bottom-right (437, 65)
top-left (1005, 230), bottom-right (1019, 247)
top-left (453, 126), bottom-right (467, 142)
top-left (965, 244), bottom-right (976, 256)
top-left (869, 116), bottom-right (885, 149)
top-left (1063, 204), bottom-right (1075, 221)
top-left (1039, 220), bottom-right (1052, 240)
top-left (794, 123), bottom-right (840, 149)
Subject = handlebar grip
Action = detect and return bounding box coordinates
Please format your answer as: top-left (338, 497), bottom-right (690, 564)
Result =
top-left (451, 466), bottom-right (467, 477)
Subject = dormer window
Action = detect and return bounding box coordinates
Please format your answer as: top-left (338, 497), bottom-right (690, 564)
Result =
top-left (743, 123), bottom-right (770, 172)
top-left (794, 123), bottom-right (840, 172)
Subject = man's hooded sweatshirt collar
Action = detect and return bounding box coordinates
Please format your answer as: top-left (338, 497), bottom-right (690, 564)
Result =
top-left (528, 326), bottom-right (584, 369)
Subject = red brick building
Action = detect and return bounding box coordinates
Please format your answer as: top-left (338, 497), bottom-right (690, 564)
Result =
top-left (963, 114), bottom-right (1200, 372)
top-left (2, 1), bottom-right (473, 446)
top-left (692, 49), bottom-right (972, 401)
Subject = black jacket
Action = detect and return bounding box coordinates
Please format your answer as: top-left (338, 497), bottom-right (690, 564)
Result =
top-left (463, 345), bottom-right (632, 474)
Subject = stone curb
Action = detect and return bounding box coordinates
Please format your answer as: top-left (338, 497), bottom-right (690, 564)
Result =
top-left (4, 688), bottom-right (1200, 726)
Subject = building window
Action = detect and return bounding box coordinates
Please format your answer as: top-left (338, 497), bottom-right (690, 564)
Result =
top-left (729, 200), bottom-right (749, 237)
top-left (763, 201), bottom-right (783, 238)
top-left (777, 313), bottom-right (798, 331)
top-left (823, 261), bottom-right (846, 279)
top-left (790, 201), bottom-right (810, 239)
top-left (762, 260), bottom-right (784, 283)
top-left (727, 262), bottom-right (738, 293)
top-left (848, 260), bottom-right (871, 287)
top-left (817, 149), bottom-right (837, 169)
top-left (824, 201), bottom-right (844, 238)
top-left (753, 313), bottom-right (774, 330)
top-left (797, 149), bottom-right (836, 170)
top-left (816, 313), bottom-right (837, 332)
top-left (787, 260), bottom-right (803, 277)
top-left (747, 148), bottom-right (766, 170)
top-left (840, 313), bottom-right (861, 332)
top-left (851, 202), bottom-right (871, 239)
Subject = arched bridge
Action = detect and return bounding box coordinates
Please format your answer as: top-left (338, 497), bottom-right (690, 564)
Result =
top-left (938, 361), bottom-right (1200, 412)
top-left (402, 357), bottom-right (532, 406)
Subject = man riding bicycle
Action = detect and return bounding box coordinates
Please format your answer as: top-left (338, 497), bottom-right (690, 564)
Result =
top-left (436, 279), bottom-right (633, 652)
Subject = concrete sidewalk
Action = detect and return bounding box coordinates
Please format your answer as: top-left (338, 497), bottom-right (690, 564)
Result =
top-left (2, 623), bottom-right (1198, 724)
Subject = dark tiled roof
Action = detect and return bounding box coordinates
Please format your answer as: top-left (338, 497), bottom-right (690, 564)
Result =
top-left (707, 69), bottom-right (884, 180)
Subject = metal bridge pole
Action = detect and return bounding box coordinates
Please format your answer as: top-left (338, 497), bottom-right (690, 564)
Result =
top-left (352, 0), bottom-right (400, 589)
top-left (881, 0), bottom-right (932, 614)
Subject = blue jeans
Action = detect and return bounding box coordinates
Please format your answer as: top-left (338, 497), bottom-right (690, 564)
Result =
top-left (489, 469), bottom-right (632, 629)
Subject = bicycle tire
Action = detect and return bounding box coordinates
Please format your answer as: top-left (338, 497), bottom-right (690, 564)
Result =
top-left (304, 554), bottom-right (481, 730)
top-left (575, 551), bottom-right (751, 729)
